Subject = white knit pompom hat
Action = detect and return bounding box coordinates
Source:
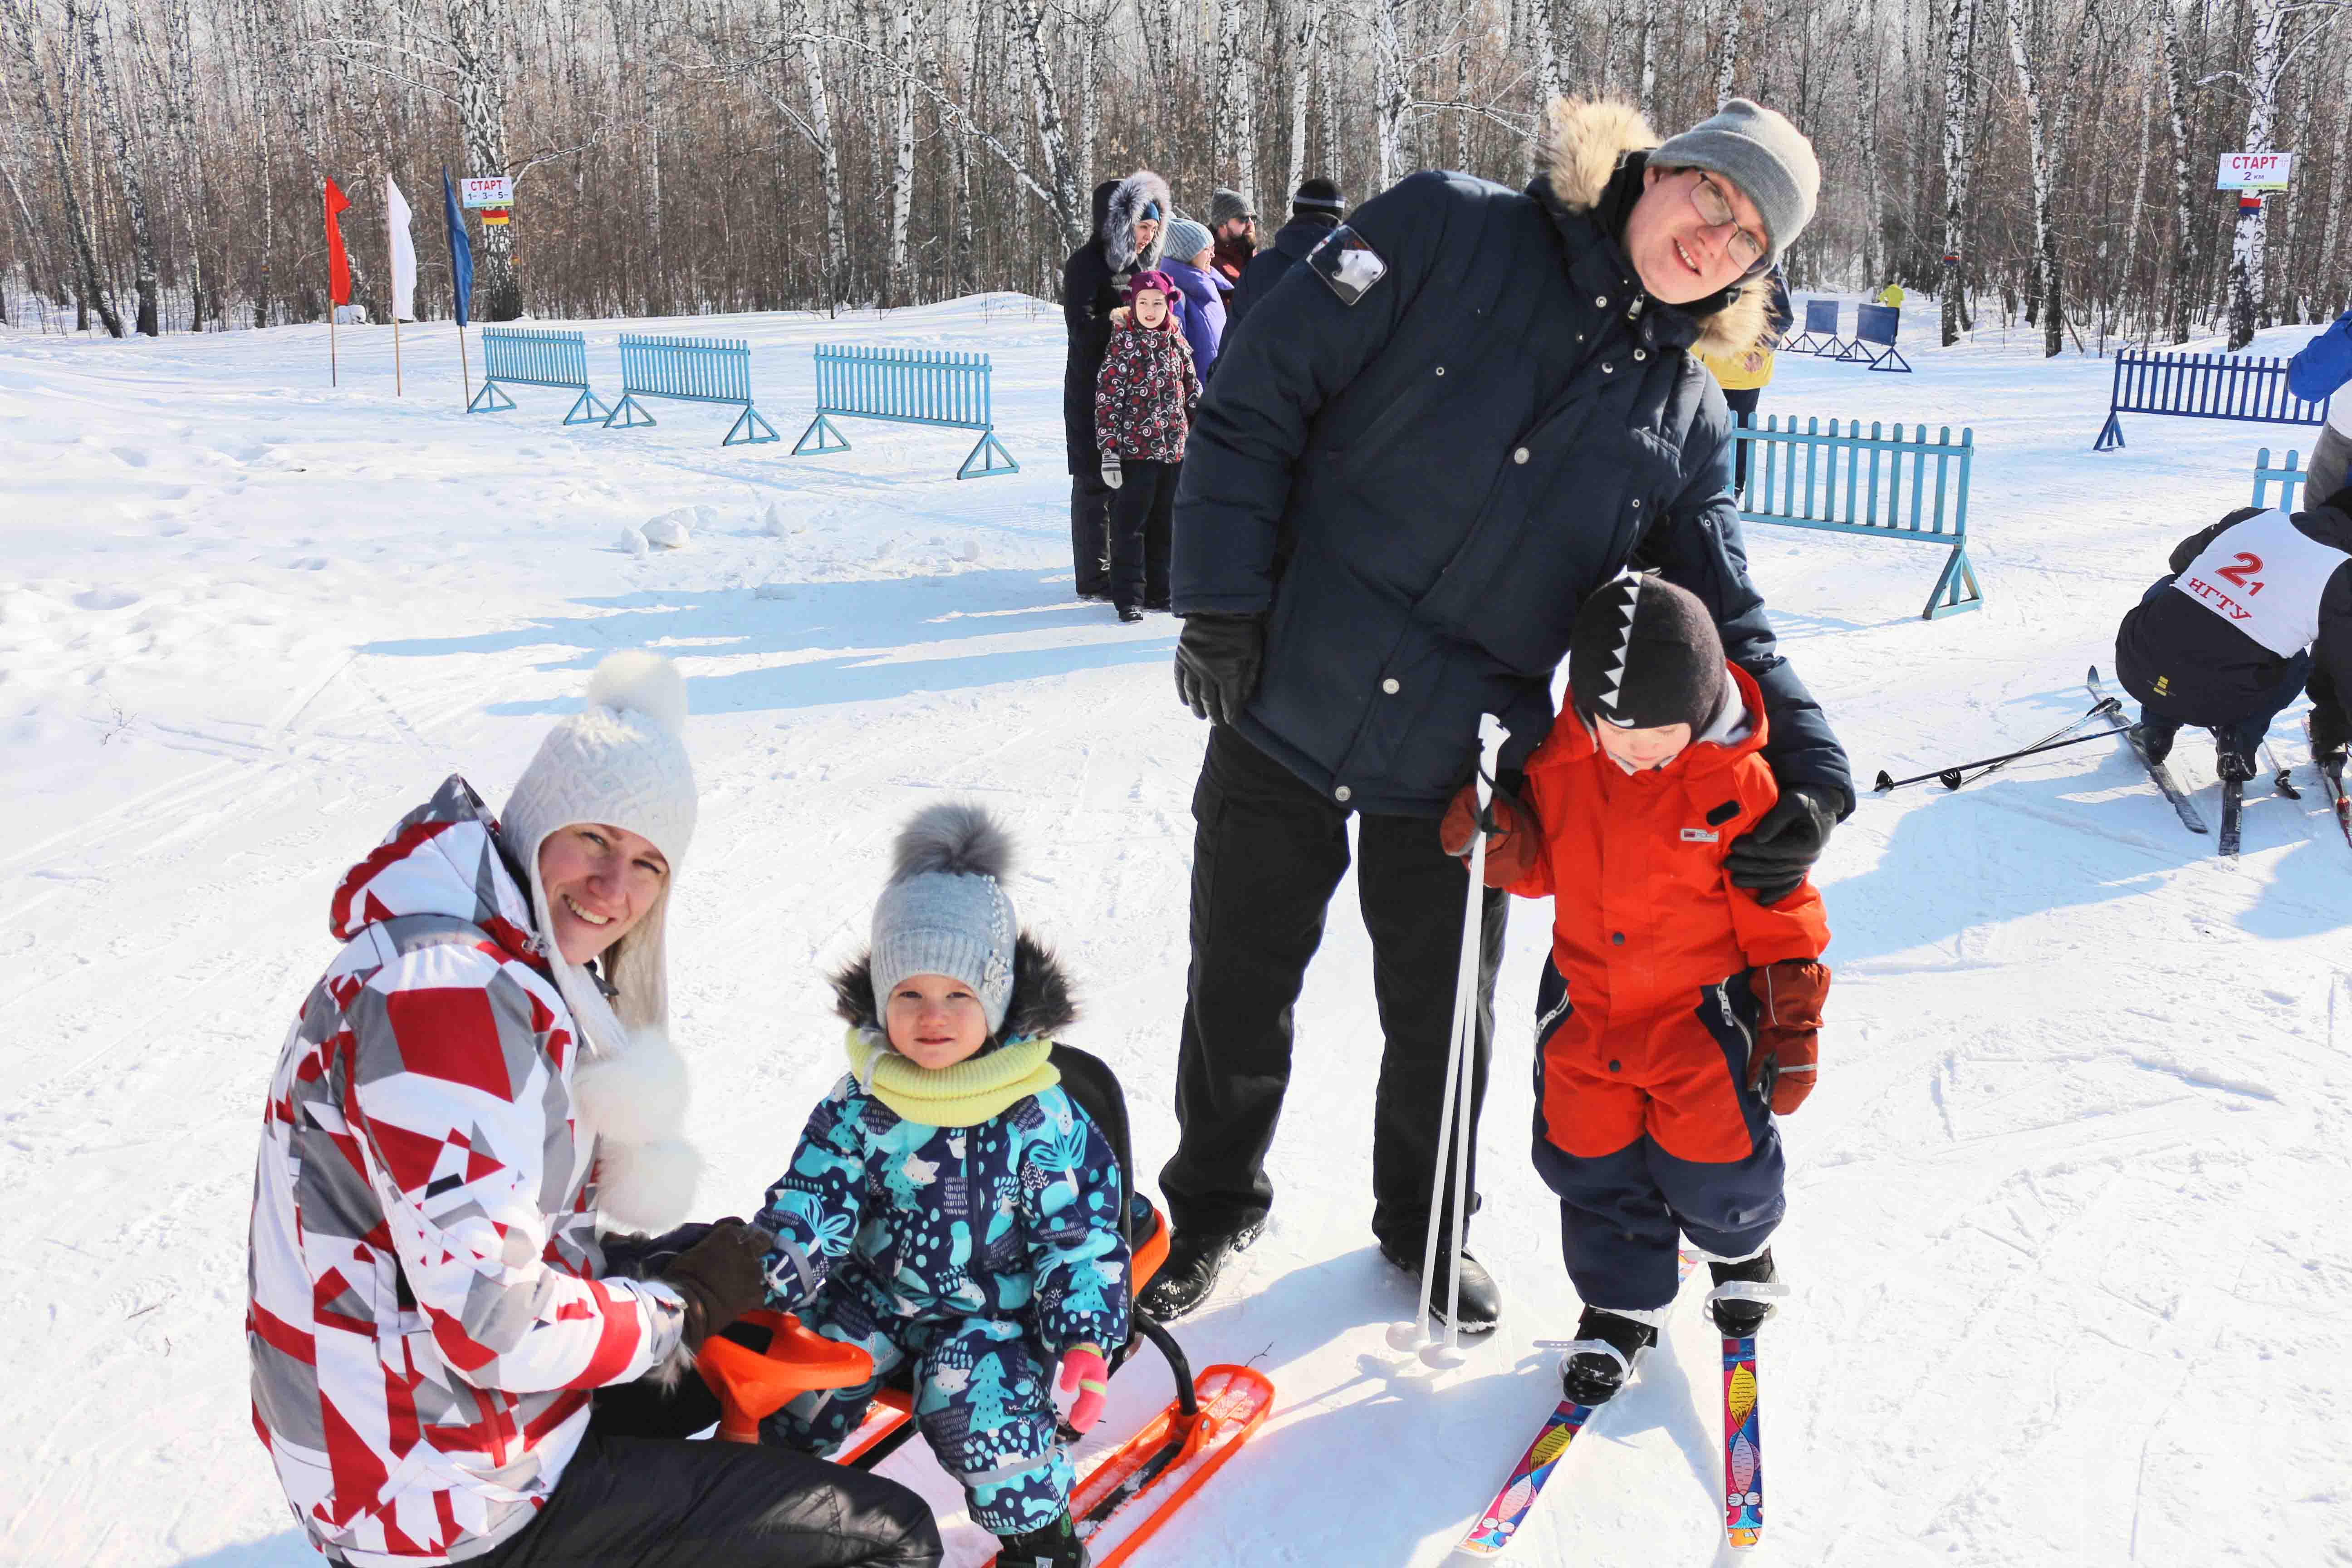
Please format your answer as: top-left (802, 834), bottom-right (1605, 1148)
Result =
top-left (500, 652), bottom-right (697, 1058)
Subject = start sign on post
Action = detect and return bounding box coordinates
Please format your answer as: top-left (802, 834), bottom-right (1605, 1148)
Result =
top-left (459, 176), bottom-right (514, 209)
top-left (2217, 152), bottom-right (2293, 191)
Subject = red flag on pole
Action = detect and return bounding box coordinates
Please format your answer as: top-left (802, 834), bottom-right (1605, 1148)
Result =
top-left (324, 179), bottom-right (353, 305)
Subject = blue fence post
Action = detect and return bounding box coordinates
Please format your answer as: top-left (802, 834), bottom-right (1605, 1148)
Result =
top-left (789, 343), bottom-right (1017, 479)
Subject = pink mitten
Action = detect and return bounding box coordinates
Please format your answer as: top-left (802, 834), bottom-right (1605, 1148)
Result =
top-left (1056, 1345), bottom-right (1110, 1434)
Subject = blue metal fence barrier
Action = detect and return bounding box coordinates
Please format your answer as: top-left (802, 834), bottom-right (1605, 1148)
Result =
top-left (1847, 304), bottom-right (1911, 372)
top-left (791, 345), bottom-right (1017, 479)
top-left (1788, 299), bottom-right (1845, 357)
top-left (2253, 446), bottom-right (2307, 510)
top-left (467, 328), bottom-right (610, 424)
top-left (2092, 349), bottom-right (2329, 451)
top-left (604, 334), bottom-right (781, 446)
top-left (1735, 416), bottom-right (1980, 620)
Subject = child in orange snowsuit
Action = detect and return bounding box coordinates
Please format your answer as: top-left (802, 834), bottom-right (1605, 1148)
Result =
top-left (1463, 573), bottom-right (1829, 1406)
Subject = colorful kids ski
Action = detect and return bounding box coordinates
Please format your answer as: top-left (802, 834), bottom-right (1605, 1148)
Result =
top-left (1722, 1337), bottom-right (1764, 1549)
top-left (1454, 1252), bottom-right (1700, 1557)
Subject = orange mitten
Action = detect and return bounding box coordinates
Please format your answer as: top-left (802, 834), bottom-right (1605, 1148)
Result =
top-left (1744, 959), bottom-right (1828, 1114)
top-left (1438, 773), bottom-right (1539, 889)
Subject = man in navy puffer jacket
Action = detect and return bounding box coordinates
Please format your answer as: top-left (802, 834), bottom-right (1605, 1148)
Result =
top-left (1145, 98), bottom-right (1852, 1331)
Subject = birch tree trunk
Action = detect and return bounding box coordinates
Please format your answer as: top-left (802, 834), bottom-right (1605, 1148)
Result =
top-left (793, 0), bottom-right (848, 308)
top-left (3, 0), bottom-right (121, 334)
top-left (1639, 0), bottom-right (1659, 118)
top-left (1940, 0), bottom-right (1980, 345)
top-left (2278, 67), bottom-right (2314, 322)
top-left (80, 0), bottom-right (158, 333)
top-left (449, 0), bottom-right (520, 318)
top-left (2121, 68), bottom-right (2155, 339)
top-left (1286, 0), bottom-right (1320, 200)
top-left (885, 0), bottom-right (916, 304)
top-left (1217, 0), bottom-right (1258, 207)
top-left (1715, 0), bottom-right (1743, 108)
top-left (2319, 44), bottom-right (2352, 316)
top-left (1857, 0), bottom-right (1884, 286)
top-left (2225, 0), bottom-right (2284, 350)
top-left (1530, 0), bottom-right (1561, 179)
top-left (1005, 0), bottom-right (1082, 247)
top-left (1374, 0), bottom-right (1407, 190)
top-left (2001, 0), bottom-right (2086, 357)
top-left (2158, 0), bottom-right (2195, 341)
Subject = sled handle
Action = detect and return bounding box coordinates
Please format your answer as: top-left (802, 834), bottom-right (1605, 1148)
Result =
top-left (697, 1309), bottom-right (877, 1443)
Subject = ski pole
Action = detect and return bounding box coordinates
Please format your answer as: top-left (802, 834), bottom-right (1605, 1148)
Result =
top-left (1389, 714), bottom-right (1504, 1366)
top-left (1872, 699), bottom-right (2124, 793)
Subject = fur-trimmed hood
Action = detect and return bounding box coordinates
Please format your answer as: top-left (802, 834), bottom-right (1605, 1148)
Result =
top-left (1102, 170), bottom-right (1173, 274)
top-left (830, 931), bottom-right (1078, 1045)
top-left (1537, 97), bottom-right (1769, 361)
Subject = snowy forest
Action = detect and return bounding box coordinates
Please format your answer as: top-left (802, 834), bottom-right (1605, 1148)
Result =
top-left (2, 0), bottom-right (2348, 353)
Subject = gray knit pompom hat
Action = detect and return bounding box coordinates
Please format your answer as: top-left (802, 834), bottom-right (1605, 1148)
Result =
top-left (869, 803), bottom-right (1019, 1034)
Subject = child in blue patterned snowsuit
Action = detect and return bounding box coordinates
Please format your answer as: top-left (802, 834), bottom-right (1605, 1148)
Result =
top-left (757, 803), bottom-right (1127, 1565)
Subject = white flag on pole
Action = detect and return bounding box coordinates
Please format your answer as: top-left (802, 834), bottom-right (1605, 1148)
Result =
top-left (386, 175), bottom-right (418, 322)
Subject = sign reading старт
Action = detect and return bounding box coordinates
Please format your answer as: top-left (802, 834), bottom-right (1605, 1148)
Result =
top-left (2217, 152), bottom-right (2293, 191)
top-left (458, 176), bottom-right (514, 209)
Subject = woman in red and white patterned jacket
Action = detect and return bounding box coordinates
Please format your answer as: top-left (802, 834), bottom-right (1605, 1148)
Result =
top-left (246, 652), bottom-right (939, 1568)
top-left (1093, 269), bottom-right (1200, 622)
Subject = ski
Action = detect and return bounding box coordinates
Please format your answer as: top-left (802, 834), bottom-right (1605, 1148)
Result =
top-left (1455, 1252), bottom-right (1700, 1557)
top-left (2219, 775), bottom-right (2244, 856)
top-left (982, 1364), bottom-right (1274, 1568)
top-left (1722, 1337), bottom-right (1764, 1549)
top-left (2308, 714), bottom-right (2352, 846)
top-left (2088, 667), bottom-right (2208, 834)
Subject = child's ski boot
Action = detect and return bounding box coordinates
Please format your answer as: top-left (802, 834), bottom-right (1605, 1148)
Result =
top-left (1705, 1249), bottom-right (1788, 1337)
top-left (1558, 1305), bottom-right (1661, 1406)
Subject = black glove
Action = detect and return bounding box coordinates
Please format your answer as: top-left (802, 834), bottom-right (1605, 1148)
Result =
top-left (601, 1218), bottom-right (745, 1280)
top-left (657, 1219), bottom-right (773, 1350)
top-left (1725, 784), bottom-right (1839, 905)
top-left (1173, 614), bottom-right (1265, 726)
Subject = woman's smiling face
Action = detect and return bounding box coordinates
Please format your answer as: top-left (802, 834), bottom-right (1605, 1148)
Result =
top-left (537, 822), bottom-right (667, 964)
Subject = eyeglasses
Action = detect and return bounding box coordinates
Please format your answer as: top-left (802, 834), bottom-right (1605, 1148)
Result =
top-left (1690, 172), bottom-right (1767, 270)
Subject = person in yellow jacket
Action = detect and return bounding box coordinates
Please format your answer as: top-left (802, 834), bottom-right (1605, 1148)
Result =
top-left (1698, 263), bottom-right (1793, 501)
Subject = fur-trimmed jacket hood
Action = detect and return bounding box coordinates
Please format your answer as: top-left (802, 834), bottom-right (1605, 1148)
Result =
top-left (1530, 98), bottom-right (1769, 362)
top-left (1102, 170), bottom-right (1173, 275)
top-left (830, 931), bottom-right (1077, 1046)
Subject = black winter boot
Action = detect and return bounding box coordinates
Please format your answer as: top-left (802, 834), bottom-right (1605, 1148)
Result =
top-left (1559, 1306), bottom-right (1658, 1406)
top-left (1379, 1242), bottom-right (1503, 1334)
top-left (2215, 744), bottom-right (2258, 783)
top-left (1136, 1223), bottom-right (1260, 1322)
top-left (2132, 717), bottom-right (2179, 765)
top-left (1706, 1249), bottom-right (1784, 1337)
top-left (996, 1512), bottom-right (1088, 1568)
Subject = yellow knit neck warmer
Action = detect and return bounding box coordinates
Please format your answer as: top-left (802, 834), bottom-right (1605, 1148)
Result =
top-left (843, 1028), bottom-right (1060, 1127)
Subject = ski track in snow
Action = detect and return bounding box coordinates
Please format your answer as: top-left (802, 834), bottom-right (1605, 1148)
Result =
top-left (5, 297), bottom-right (2349, 1566)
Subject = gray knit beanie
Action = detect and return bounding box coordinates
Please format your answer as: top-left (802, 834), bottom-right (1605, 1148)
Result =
top-left (1163, 217), bottom-right (1213, 264)
top-left (1649, 99), bottom-right (1819, 265)
top-left (869, 803), bottom-right (1019, 1034)
top-left (1209, 187), bottom-right (1254, 229)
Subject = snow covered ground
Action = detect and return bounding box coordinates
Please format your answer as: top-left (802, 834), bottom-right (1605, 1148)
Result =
top-left (5, 294), bottom-right (2348, 1568)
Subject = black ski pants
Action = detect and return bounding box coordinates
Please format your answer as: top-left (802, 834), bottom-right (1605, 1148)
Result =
top-left (1108, 458), bottom-right (1177, 610)
top-left (1157, 725), bottom-right (1508, 1258)
top-left (1070, 476), bottom-right (1112, 598)
top-left (457, 1372), bottom-right (942, 1568)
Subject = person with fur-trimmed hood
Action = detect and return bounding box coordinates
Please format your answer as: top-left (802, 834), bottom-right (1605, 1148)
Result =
top-left (246, 653), bottom-right (941, 1568)
top-left (1147, 98), bottom-right (1852, 1336)
top-left (1062, 170), bottom-right (1174, 601)
top-left (756, 804), bottom-right (1127, 1568)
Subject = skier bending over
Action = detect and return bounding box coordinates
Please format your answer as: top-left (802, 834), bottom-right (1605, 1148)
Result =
top-left (755, 804), bottom-right (1129, 1568)
top-left (1448, 576), bottom-right (1829, 1405)
top-left (2113, 483), bottom-right (2352, 779)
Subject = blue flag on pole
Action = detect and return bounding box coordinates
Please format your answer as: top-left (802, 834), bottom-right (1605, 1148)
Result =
top-left (441, 167), bottom-right (473, 327)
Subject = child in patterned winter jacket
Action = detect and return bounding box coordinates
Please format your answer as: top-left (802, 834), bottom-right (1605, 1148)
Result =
top-left (1093, 269), bottom-right (1199, 622)
top-left (757, 803), bottom-right (1128, 1568)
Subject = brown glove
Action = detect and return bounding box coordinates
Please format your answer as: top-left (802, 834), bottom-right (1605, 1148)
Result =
top-left (1439, 770), bottom-right (1539, 889)
top-left (1745, 959), bottom-right (1828, 1114)
top-left (657, 1219), bottom-right (773, 1349)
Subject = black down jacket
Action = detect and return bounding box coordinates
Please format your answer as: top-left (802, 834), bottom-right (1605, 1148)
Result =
top-left (1226, 211), bottom-right (1341, 336)
top-left (1170, 99), bottom-right (1851, 817)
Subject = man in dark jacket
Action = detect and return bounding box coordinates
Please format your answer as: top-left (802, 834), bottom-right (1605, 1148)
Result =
top-left (2115, 488), bottom-right (2352, 778)
top-left (1063, 171), bottom-right (1172, 599)
top-left (1143, 99), bottom-right (1850, 1331)
top-left (1210, 186), bottom-right (1257, 286)
top-left (1225, 177), bottom-right (1345, 334)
